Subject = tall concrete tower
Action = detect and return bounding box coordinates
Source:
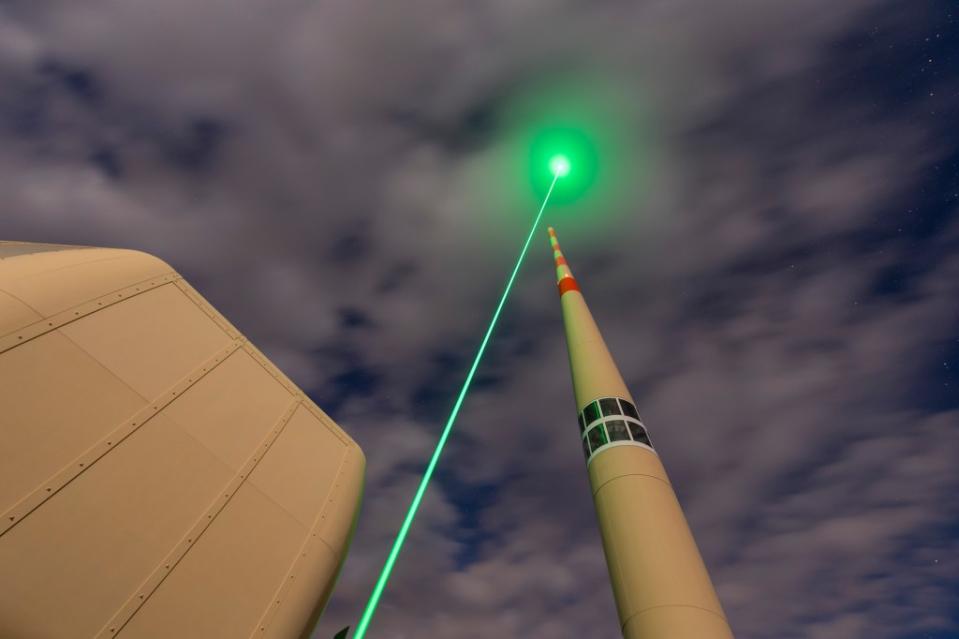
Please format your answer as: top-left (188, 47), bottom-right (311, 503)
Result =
top-left (547, 227), bottom-right (734, 639)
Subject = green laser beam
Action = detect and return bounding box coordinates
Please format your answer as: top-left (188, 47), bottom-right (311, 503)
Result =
top-left (351, 172), bottom-right (561, 639)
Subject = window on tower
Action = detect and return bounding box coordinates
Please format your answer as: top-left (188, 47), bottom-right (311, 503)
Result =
top-left (587, 424), bottom-right (608, 452)
top-left (606, 420), bottom-right (629, 442)
top-left (619, 399), bottom-right (640, 420)
top-left (582, 401), bottom-right (601, 426)
top-left (578, 397), bottom-right (655, 461)
top-left (628, 422), bottom-right (652, 447)
top-left (599, 398), bottom-right (621, 416)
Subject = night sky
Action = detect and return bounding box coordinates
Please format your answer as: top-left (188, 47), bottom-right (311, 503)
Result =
top-left (2, 1), bottom-right (958, 638)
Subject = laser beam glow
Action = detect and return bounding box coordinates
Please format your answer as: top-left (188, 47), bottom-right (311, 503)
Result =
top-left (550, 154), bottom-right (571, 177)
top-left (351, 172), bottom-right (562, 639)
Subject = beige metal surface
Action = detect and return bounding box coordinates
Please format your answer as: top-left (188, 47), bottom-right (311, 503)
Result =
top-left (589, 448), bottom-right (731, 638)
top-left (0, 243), bottom-right (364, 639)
top-left (560, 290), bottom-right (633, 412)
top-left (550, 228), bottom-right (734, 639)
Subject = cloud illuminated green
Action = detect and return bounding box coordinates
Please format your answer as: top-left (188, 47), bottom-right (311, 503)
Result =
top-left (473, 75), bottom-right (650, 243)
top-left (530, 126), bottom-right (597, 203)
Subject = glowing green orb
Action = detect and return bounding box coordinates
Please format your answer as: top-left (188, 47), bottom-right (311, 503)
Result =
top-left (477, 76), bottom-right (649, 236)
top-left (549, 154), bottom-right (571, 177)
top-left (529, 125), bottom-right (599, 204)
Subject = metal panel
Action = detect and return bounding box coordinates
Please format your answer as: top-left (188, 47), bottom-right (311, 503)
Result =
top-left (0, 249), bottom-right (171, 317)
top-left (164, 349), bottom-right (294, 471)
top-left (0, 414), bottom-right (234, 638)
top-left (313, 443), bottom-right (365, 555)
top-left (0, 331), bottom-right (146, 516)
top-left (93, 401), bottom-right (302, 638)
top-left (61, 283), bottom-right (233, 398)
top-left (594, 470), bottom-right (728, 638)
top-left (0, 289), bottom-right (41, 336)
top-left (119, 482), bottom-right (311, 639)
top-left (257, 442), bottom-right (365, 639)
top-left (249, 406), bottom-right (347, 528)
top-left (0, 242), bottom-right (365, 639)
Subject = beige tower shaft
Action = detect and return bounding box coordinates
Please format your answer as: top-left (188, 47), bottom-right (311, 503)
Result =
top-left (548, 228), bottom-right (734, 639)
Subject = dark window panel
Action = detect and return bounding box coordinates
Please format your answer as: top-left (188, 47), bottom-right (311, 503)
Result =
top-left (599, 397), bottom-right (621, 416)
top-left (628, 422), bottom-right (652, 447)
top-left (619, 399), bottom-right (640, 420)
top-left (583, 401), bottom-right (601, 426)
top-left (582, 436), bottom-right (591, 460)
top-left (578, 412), bottom-right (586, 433)
top-left (587, 424), bottom-right (608, 452)
top-left (606, 420), bottom-right (629, 441)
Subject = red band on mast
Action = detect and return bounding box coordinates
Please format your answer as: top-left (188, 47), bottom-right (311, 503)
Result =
top-left (558, 277), bottom-right (580, 296)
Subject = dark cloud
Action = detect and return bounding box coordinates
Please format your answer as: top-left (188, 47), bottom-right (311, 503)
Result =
top-left (89, 145), bottom-right (122, 179)
top-left (38, 58), bottom-right (101, 103)
top-left (161, 116), bottom-right (228, 173)
top-left (1, 1), bottom-right (957, 638)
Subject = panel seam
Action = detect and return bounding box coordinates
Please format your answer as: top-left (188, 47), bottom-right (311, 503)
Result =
top-left (172, 279), bottom-right (240, 341)
top-left (249, 446), bottom-right (352, 638)
top-left (240, 341), bottom-right (353, 447)
top-left (0, 271), bottom-right (179, 354)
top-left (102, 398), bottom-right (303, 639)
top-left (0, 339), bottom-right (243, 537)
top-left (620, 603), bottom-right (730, 633)
top-left (2, 252), bottom-right (137, 281)
top-left (0, 285), bottom-right (44, 316)
top-left (592, 472), bottom-right (673, 496)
